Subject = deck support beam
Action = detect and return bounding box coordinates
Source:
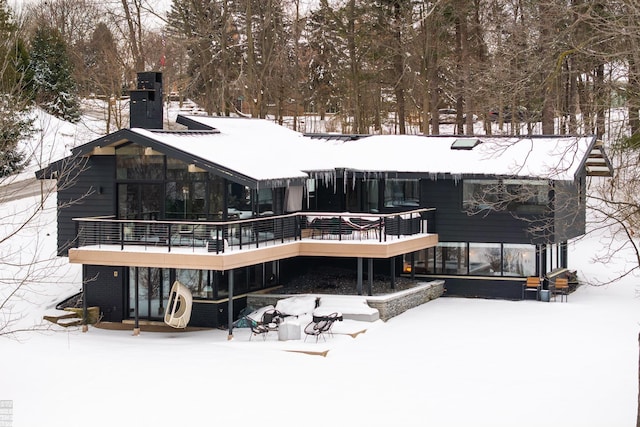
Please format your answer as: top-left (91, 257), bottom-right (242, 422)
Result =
top-left (368, 258), bottom-right (373, 296)
top-left (357, 257), bottom-right (363, 295)
top-left (390, 257), bottom-right (396, 290)
top-left (228, 269), bottom-right (234, 340)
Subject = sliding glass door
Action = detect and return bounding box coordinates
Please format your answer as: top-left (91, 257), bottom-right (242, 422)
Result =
top-left (128, 267), bottom-right (171, 320)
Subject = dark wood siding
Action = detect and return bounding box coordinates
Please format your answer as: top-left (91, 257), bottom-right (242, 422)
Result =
top-left (421, 179), bottom-right (548, 244)
top-left (189, 298), bottom-right (248, 328)
top-left (440, 276), bottom-right (525, 300)
top-left (553, 180), bottom-right (586, 243)
top-left (57, 156), bottom-right (116, 256)
top-left (84, 265), bottom-right (125, 322)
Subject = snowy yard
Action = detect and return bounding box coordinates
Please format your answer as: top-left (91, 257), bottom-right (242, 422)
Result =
top-left (1, 191), bottom-right (639, 426)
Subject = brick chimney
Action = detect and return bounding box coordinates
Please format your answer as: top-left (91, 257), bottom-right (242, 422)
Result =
top-left (129, 71), bottom-right (163, 129)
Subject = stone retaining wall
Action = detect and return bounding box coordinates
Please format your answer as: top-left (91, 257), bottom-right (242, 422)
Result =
top-left (246, 280), bottom-right (445, 322)
top-left (366, 280), bottom-right (444, 321)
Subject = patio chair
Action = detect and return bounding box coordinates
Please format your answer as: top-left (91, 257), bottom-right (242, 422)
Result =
top-left (164, 281), bottom-right (193, 329)
top-left (553, 278), bottom-right (569, 302)
top-left (261, 309), bottom-right (283, 332)
top-left (317, 312), bottom-right (341, 338)
top-left (247, 317), bottom-right (270, 341)
top-left (304, 319), bottom-right (328, 343)
top-left (522, 277), bottom-right (541, 300)
top-left (248, 309), bottom-right (282, 341)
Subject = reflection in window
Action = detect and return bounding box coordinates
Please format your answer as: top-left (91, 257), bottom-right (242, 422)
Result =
top-left (405, 242), bottom-right (537, 277)
top-left (469, 243), bottom-right (502, 276)
top-left (257, 188), bottom-right (273, 214)
top-left (116, 144), bottom-right (164, 180)
top-left (405, 243), bottom-right (467, 274)
top-left (208, 174), bottom-right (224, 219)
top-left (436, 242), bottom-right (468, 274)
top-left (463, 179), bottom-right (500, 211)
top-left (228, 183), bottom-right (251, 218)
top-left (176, 269), bottom-right (206, 297)
top-left (502, 244), bottom-right (536, 276)
top-left (384, 179), bottom-right (419, 208)
top-left (365, 180), bottom-right (379, 212)
top-left (504, 179), bottom-right (549, 214)
top-left (463, 179), bottom-right (549, 213)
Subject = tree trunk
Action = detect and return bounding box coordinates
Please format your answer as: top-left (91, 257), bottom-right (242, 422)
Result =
top-left (393, 0), bottom-right (406, 135)
top-left (629, 55), bottom-right (640, 136)
top-left (121, 0), bottom-right (144, 71)
top-left (347, 0), bottom-right (361, 133)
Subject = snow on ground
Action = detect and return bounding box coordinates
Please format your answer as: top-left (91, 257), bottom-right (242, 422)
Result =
top-left (1, 104), bottom-right (639, 426)
top-left (1, 191), bottom-right (639, 427)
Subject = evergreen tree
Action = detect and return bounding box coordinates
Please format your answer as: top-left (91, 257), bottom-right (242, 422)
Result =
top-left (29, 25), bottom-right (81, 123)
top-left (0, 0), bottom-right (31, 177)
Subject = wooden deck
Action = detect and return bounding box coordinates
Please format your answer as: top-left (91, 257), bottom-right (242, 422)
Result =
top-left (69, 233), bottom-right (438, 270)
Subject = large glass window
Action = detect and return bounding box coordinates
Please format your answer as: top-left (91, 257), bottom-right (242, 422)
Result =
top-left (116, 144), bottom-right (164, 180)
top-left (128, 267), bottom-right (170, 320)
top-left (118, 183), bottom-right (162, 220)
top-left (504, 179), bottom-right (549, 213)
top-left (365, 180), bottom-right (379, 212)
top-left (463, 179), bottom-right (549, 213)
top-left (469, 243), bottom-right (502, 276)
top-left (436, 242), bottom-right (468, 274)
top-left (463, 180), bottom-right (500, 211)
top-left (405, 242), bottom-right (537, 277)
top-left (502, 243), bottom-right (536, 276)
top-left (176, 269), bottom-right (206, 297)
top-left (208, 174), bottom-right (225, 218)
top-left (257, 188), bottom-right (273, 214)
top-left (384, 179), bottom-right (419, 208)
top-left (228, 183), bottom-right (252, 218)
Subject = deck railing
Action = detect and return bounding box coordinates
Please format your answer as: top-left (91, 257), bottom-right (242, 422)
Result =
top-left (73, 208), bottom-right (435, 253)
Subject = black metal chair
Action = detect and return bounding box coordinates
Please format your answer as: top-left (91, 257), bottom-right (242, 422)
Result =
top-left (247, 317), bottom-right (270, 341)
top-left (261, 309), bottom-right (283, 333)
top-left (318, 312), bottom-right (341, 338)
top-left (247, 309), bottom-right (282, 341)
top-left (304, 319), bottom-right (328, 343)
top-left (305, 312), bottom-right (341, 342)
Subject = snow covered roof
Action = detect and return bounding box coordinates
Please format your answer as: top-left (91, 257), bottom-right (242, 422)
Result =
top-left (72, 115), bottom-right (602, 187)
top-left (174, 116), bottom-right (599, 181)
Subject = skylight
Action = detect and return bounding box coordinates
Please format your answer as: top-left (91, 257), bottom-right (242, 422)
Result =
top-left (451, 138), bottom-right (482, 150)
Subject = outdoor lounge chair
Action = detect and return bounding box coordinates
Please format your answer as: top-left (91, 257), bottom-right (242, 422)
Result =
top-left (522, 276), bottom-right (541, 300)
top-left (164, 281), bottom-right (193, 329)
top-left (553, 278), bottom-right (569, 302)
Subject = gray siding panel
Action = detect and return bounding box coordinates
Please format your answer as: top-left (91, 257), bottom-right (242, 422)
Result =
top-left (84, 265), bottom-right (125, 322)
top-left (421, 179), bottom-right (537, 244)
top-left (553, 180), bottom-right (586, 242)
top-left (57, 156), bottom-right (116, 256)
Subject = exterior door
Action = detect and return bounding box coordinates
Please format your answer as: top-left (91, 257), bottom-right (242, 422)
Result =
top-left (128, 267), bottom-right (170, 320)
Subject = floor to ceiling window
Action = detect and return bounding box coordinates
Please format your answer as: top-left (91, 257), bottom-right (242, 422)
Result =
top-left (406, 242), bottom-right (536, 277)
top-left (128, 267), bottom-right (170, 320)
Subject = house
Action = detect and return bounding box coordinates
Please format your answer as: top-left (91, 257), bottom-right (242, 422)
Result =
top-left (38, 72), bottom-right (612, 333)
